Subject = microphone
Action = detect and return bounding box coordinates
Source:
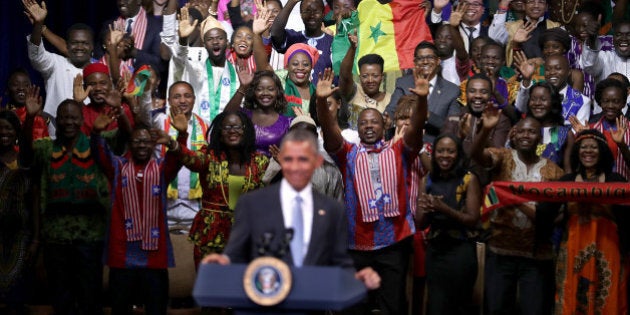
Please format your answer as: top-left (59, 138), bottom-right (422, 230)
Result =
top-left (277, 228), bottom-right (294, 259)
top-left (257, 232), bottom-right (275, 257)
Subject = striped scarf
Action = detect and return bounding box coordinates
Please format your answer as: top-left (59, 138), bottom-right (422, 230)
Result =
top-left (121, 158), bottom-right (160, 250)
top-left (354, 140), bottom-right (400, 222)
top-left (162, 114), bottom-right (208, 199)
top-left (103, 7), bottom-right (149, 77)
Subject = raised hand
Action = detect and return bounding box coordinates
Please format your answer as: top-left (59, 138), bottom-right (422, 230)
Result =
top-left (315, 68), bottom-right (339, 99)
top-left (104, 88), bottom-right (123, 108)
top-left (419, 0), bottom-right (431, 19)
top-left (170, 108), bottom-right (188, 132)
top-left (151, 129), bottom-right (172, 145)
top-left (433, 0), bottom-right (449, 12)
top-left (73, 74), bottom-right (92, 103)
top-left (109, 24), bottom-right (124, 47)
top-left (513, 21), bottom-right (536, 44)
top-left (569, 115), bottom-right (589, 134)
top-left (252, 6), bottom-right (272, 35)
top-left (22, 0), bottom-right (47, 24)
top-left (236, 61), bottom-right (254, 88)
top-left (93, 112), bottom-right (114, 132)
top-left (449, 3), bottom-right (467, 27)
top-left (269, 144), bottom-right (280, 161)
top-left (178, 5), bottom-right (199, 39)
top-left (392, 124), bottom-right (407, 142)
top-left (293, 106), bottom-right (307, 116)
top-left (459, 113), bottom-right (472, 139)
top-left (480, 106), bottom-right (502, 131)
top-left (409, 69), bottom-right (429, 96)
top-left (611, 116), bottom-right (627, 144)
top-left (348, 32), bottom-right (358, 49)
top-left (514, 51), bottom-right (535, 81)
top-left (24, 85), bottom-right (42, 117)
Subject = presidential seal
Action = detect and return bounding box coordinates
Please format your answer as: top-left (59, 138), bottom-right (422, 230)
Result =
top-left (243, 256), bottom-right (292, 306)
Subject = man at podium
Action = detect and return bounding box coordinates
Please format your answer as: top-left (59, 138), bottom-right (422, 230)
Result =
top-left (202, 128), bottom-right (380, 287)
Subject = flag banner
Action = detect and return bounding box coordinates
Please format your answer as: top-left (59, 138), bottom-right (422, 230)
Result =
top-left (357, 0), bottom-right (432, 72)
top-left (482, 181), bottom-right (630, 219)
top-left (126, 65), bottom-right (152, 96)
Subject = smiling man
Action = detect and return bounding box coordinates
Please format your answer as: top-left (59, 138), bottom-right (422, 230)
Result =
top-left (80, 63), bottom-right (135, 136)
top-left (387, 41), bottom-right (461, 144)
top-left (317, 68), bottom-right (427, 315)
top-left (582, 19), bottom-right (630, 82)
top-left (153, 81), bottom-right (210, 233)
top-left (515, 54), bottom-right (590, 125)
top-left (471, 112), bottom-right (564, 315)
top-left (26, 13), bottom-right (95, 117)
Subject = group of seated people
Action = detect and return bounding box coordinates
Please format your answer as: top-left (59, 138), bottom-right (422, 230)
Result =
top-left (1, 0), bottom-right (630, 314)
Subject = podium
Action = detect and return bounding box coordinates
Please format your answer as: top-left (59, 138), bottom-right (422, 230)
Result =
top-left (193, 261), bottom-right (367, 311)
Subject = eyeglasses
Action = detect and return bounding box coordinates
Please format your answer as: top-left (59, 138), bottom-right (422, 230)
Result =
top-left (414, 55), bottom-right (437, 63)
top-left (221, 125), bottom-right (245, 132)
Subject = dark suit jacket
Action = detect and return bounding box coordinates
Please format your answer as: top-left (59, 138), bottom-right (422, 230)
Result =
top-left (224, 183), bottom-right (354, 268)
top-left (386, 74), bottom-right (461, 144)
top-left (97, 13), bottom-right (165, 73)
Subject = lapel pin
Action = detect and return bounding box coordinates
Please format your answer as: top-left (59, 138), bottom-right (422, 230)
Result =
top-left (318, 209), bottom-right (326, 216)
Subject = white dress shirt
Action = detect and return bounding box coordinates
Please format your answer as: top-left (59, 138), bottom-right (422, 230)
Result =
top-left (280, 179), bottom-right (313, 262)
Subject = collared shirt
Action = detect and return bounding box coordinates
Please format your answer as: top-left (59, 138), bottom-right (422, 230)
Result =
top-left (515, 82), bottom-right (590, 126)
top-left (280, 179), bottom-right (314, 260)
top-left (460, 23), bottom-right (481, 51)
top-left (428, 75), bottom-right (438, 97)
top-left (441, 55), bottom-right (460, 85)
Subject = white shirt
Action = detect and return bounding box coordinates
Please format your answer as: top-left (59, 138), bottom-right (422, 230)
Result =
top-left (581, 42), bottom-right (630, 82)
top-left (460, 23), bottom-right (480, 52)
top-left (27, 35), bottom-right (88, 117)
top-left (280, 179), bottom-right (313, 261)
top-left (441, 54), bottom-right (460, 85)
top-left (515, 82), bottom-right (591, 126)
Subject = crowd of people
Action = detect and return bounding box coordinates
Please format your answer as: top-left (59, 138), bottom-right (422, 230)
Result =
top-left (1, 0), bottom-right (630, 314)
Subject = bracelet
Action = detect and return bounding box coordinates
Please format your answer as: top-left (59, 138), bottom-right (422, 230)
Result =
top-left (208, 8), bottom-right (218, 15)
top-left (498, 5), bottom-right (509, 11)
top-left (236, 89), bottom-right (246, 97)
top-left (497, 8), bottom-right (508, 14)
top-left (41, 25), bottom-right (48, 36)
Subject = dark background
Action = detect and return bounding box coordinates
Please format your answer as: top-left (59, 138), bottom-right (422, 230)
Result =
top-left (0, 0), bottom-right (119, 102)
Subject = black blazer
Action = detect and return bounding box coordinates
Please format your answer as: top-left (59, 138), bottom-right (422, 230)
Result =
top-left (224, 183), bottom-right (354, 268)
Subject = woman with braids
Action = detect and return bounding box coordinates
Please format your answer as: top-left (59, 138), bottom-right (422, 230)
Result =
top-left (171, 110), bottom-right (269, 266)
top-left (544, 129), bottom-right (629, 314)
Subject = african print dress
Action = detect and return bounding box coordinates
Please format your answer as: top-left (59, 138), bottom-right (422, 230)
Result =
top-left (0, 161), bottom-right (31, 302)
top-left (555, 173), bottom-right (628, 315)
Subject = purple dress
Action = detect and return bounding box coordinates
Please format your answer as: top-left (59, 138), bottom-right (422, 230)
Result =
top-left (243, 108), bottom-right (291, 157)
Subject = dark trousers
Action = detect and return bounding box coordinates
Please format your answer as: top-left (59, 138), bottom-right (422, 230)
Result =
top-left (44, 242), bottom-right (104, 315)
top-left (348, 237), bottom-right (412, 315)
top-left (109, 267), bottom-right (169, 315)
top-left (484, 252), bottom-right (554, 315)
top-left (425, 239), bottom-right (478, 315)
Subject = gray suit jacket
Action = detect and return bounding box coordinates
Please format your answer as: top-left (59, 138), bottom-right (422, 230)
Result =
top-left (386, 74), bottom-right (461, 144)
top-left (224, 183), bottom-right (354, 268)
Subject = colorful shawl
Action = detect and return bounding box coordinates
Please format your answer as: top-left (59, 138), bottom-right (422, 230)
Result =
top-left (283, 77), bottom-right (315, 118)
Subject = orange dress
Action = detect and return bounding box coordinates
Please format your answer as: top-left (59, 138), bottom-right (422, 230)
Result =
top-left (555, 174), bottom-right (628, 315)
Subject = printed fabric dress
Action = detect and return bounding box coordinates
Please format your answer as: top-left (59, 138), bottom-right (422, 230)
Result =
top-left (0, 161), bottom-right (31, 302)
top-left (555, 173), bottom-right (629, 315)
top-left (177, 134), bottom-right (269, 265)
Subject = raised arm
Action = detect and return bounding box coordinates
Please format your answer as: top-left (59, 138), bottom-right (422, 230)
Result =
top-left (316, 68), bottom-right (344, 152)
top-left (252, 6), bottom-right (274, 71)
top-left (23, 0), bottom-right (47, 46)
top-left (270, 0), bottom-right (300, 50)
top-left (470, 106), bottom-right (502, 168)
top-left (90, 113), bottom-right (118, 180)
top-left (403, 69), bottom-right (429, 152)
top-left (339, 33), bottom-right (358, 102)
top-left (224, 63), bottom-right (253, 112)
top-left (21, 85), bottom-right (42, 168)
top-left (177, 5), bottom-right (199, 47)
top-left (448, 3), bottom-right (469, 62)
